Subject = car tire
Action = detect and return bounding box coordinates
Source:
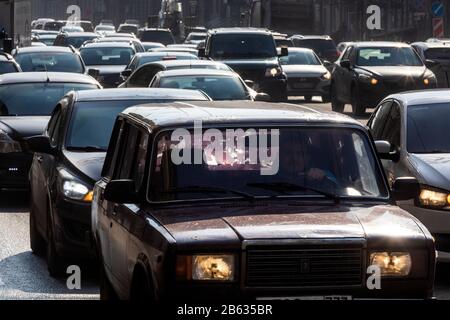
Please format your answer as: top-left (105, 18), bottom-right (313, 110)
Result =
top-left (321, 95), bottom-right (331, 103)
top-left (351, 87), bottom-right (366, 116)
top-left (100, 262), bottom-right (118, 300)
top-left (30, 205), bottom-right (45, 256)
top-left (304, 95), bottom-right (313, 102)
top-left (46, 208), bottom-right (65, 278)
top-left (330, 84), bottom-right (345, 113)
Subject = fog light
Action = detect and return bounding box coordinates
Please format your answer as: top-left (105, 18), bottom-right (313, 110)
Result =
top-left (419, 188), bottom-right (448, 207)
top-left (370, 252), bottom-right (411, 276)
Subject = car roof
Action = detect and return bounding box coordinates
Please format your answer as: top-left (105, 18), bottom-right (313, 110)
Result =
top-left (154, 60), bottom-right (226, 68)
top-left (135, 52), bottom-right (196, 58)
top-left (290, 35), bottom-right (332, 40)
top-left (121, 101), bottom-right (362, 129)
top-left (0, 72), bottom-right (100, 85)
top-left (351, 41), bottom-right (411, 48)
top-left (63, 32), bottom-right (98, 37)
top-left (209, 28), bottom-right (271, 35)
top-left (139, 28), bottom-right (171, 32)
top-left (388, 89), bottom-right (450, 106)
top-left (74, 88), bottom-right (209, 102)
top-left (286, 47), bottom-right (315, 53)
top-left (156, 69), bottom-right (238, 78)
top-left (411, 41), bottom-right (450, 49)
top-left (14, 46), bottom-right (74, 54)
top-left (37, 34), bottom-right (58, 39)
top-left (81, 42), bottom-right (135, 49)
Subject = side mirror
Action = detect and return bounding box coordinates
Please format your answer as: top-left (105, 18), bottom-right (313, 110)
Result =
top-left (278, 47), bottom-right (288, 57)
top-left (375, 140), bottom-right (400, 162)
top-left (104, 179), bottom-right (139, 203)
top-left (340, 60), bottom-right (351, 69)
top-left (425, 59), bottom-right (439, 68)
top-left (392, 177), bottom-right (420, 201)
top-left (244, 79), bottom-right (254, 89)
top-left (25, 136), bottom-right (54, 155)
top-left (120, 69), bottom-right (132, 79)
top-left (197, 48), bottom-right (206, 58)
top-left (88, 68), bottom-right (100, 78)
top-left (254, 92), bottom-right (272, 102)
top-left (322, 60), bottom-right (332, 67)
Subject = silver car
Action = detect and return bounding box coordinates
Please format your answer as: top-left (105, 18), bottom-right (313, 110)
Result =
top-left (280, 48), bottom-right (331, 102)
top-left (368, 90), bottom-right (450, 262)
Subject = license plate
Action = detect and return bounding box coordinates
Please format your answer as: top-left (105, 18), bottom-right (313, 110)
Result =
top-left (292, 82), bottom-right (314, 89)
top-left (257, 295), bottom-right (352, 301)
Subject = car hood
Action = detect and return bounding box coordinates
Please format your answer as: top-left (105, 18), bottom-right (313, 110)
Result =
top-left (63, 150), bottom-right (106, 183)
top-left (222, 57), bottom-right (280, 69)
top-left (355, 66), bottom-right (428, 78)
top-left (282, 64), bottom-right (328, 77)
top-left (409, 153), bottom-right (450, 190)
top-left (152, 204), bottom-right (426, 249)
top-left (0, 116), bottom-right (50, 140)
top-left (88, 65), bottom-right (127, 75)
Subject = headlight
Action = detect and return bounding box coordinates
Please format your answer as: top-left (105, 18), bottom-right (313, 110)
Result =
top-left (265, 67), bottom-right (282, 77)
top-left (419, 188), bottom-right (450, 208)
top-left (0, 129), bottom-right (22, 153)
top-left (370, 252), bottom-right (412, 277)
top-left (59, 169), bottom-right (93, 202)
top-left (359, 74), bottom-right (378, 85)
top-left (321, 71), bottom-right (331, 80)
top-left (176, 254), bottom-right (235, 281)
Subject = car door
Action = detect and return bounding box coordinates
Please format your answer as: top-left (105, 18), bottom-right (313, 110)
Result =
top-left (112, 127), bottom-right (150, 290)
top-left (96, 118), bottom-right (127, 271)
top-left (370, 101), bottom-right (403, 186)
top-left (30, 104), bottom-right (63, 235)
top-left (334, 46), bottom-right (353, 100)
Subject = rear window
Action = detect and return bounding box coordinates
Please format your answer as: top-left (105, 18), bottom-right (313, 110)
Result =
top-left (139, 30), bottom-right (175, 45)
top-left (0, 62), bottom-right (17, 74)
top-left (295, 39), bottom-right (336, 52)
top-left (80, 47), bottom-right (135, 66)
top-left (66, 36), bottom-right (98, 48)
top-left (210, 34), bottom-right (277, 59)
top-left (425, 48), bottom-right (450, 60)
top-left (15, 52), bottom-right (84, 73)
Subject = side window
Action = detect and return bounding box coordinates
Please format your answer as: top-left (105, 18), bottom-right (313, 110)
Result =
top-left (381, 102), bottom-right (401, 148)
top-left (102, 119), bottom-right (125, 179)
top-left (131, 132), bottom-right (149, 190)
top-left (342, 46), bottom-right (352, 61)
top-left (47, 105), bottom-right (62, 146)
top-left (369, 101), bottom-right (392, 140)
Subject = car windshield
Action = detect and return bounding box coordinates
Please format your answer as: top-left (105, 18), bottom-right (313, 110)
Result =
top-left (157, 75), bottom-right (247, 100)
top-left (0, 62), bottom-right (17, 74)
top-left (38, 37), bottom-right (57, 46)
top-left (424, 48), bottom-right (450, 60)
top-left (0, 83), bottom-right (97, 116)
top-left (280, 51), bottom-right (321, 65)
top-left (210, 34), bottom-right (277, 59)
top-left (407, 103), bottom-right (450, 153)
top-left (139, 31), bottom-right (174, 45)
top-left (96, 26), bottom-right (115, 31)
top-left (15, 52), bottom-right (84, 73)
top-left (119, 26), bottom-right (138, 34)
top-left (66, 36), bottom-right (98, 48)
top-left (150, 127), bottom-right (388, 202)
top-left (188, 34), bottom-right (206, 41)
top-left (80, 47), bottom-right (135, 66)
top-left (357, 47), bottom-right (423, 66)
top-left (136, 53), bottom-right (198, 68)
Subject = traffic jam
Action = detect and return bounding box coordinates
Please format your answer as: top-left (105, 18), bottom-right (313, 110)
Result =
top-left (0, 0), bottom-right (450, 310)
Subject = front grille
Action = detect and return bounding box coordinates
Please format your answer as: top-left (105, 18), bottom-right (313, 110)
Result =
top-left (245, 248), bottom-right (363, 288)
top-left (383, 78), bottom-right (420, 92)
top-left (288, 77), bottom-right (320, 89)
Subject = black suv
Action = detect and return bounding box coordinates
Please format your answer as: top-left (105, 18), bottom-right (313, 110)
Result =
top-left (93, 100), bottom-right (434, 301)
top-left (0, 53), bottom-right (21, 74)
top-left (137, 28), bottom-right (175, 45)
top-left (199, 28), bottom-right (288, 101)
top-left (290, 35), bottom-right (339, 63)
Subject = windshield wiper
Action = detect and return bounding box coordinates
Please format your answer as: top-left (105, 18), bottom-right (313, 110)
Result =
top-left (66, 146), bottom-right (107, 152)
top-left (247, 182), bottom-right (341, 204)
top-left (163, 185), bottom-right (256, 201)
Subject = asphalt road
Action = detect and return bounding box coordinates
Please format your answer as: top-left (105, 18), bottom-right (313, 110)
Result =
top-left (0, 97), bottom-right (449, 300)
